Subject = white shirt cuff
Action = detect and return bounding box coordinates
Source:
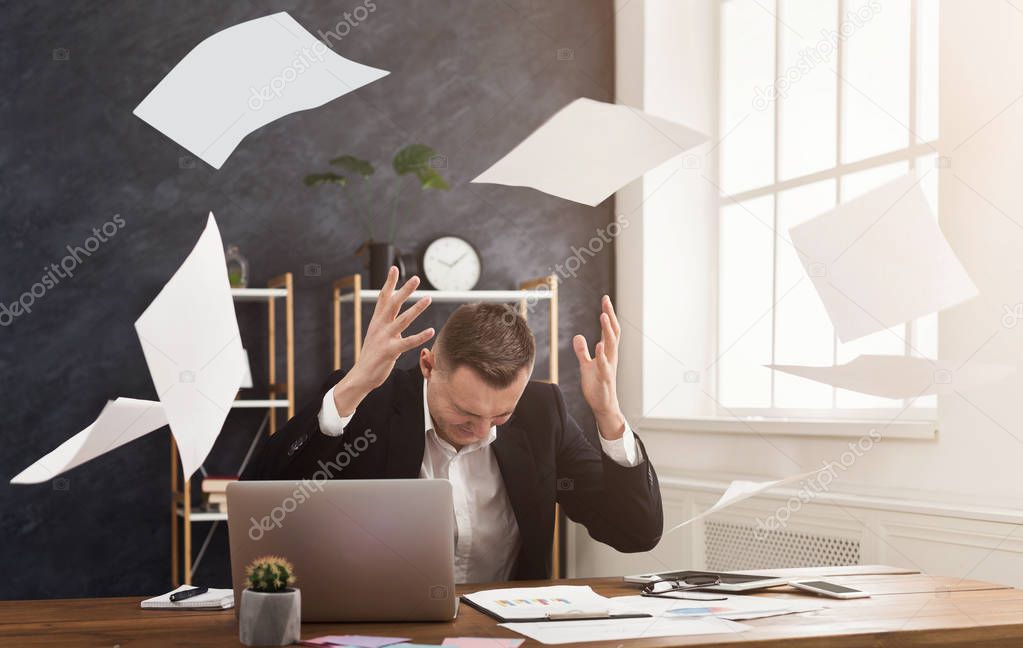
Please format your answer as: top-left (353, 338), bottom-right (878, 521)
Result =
top-left (318, 385), bottom-right (354, 437)
top-left (599, 422), bottom-right (643, 467)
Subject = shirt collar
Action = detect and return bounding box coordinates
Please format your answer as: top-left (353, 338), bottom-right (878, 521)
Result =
top-left (423, 379), bottom-right (497, 454)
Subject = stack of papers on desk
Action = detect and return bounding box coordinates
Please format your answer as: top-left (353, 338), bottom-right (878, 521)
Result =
top-left (500, 616), bottom-right (750, 644)
top-left (610, 593), bottom-right (825, 620)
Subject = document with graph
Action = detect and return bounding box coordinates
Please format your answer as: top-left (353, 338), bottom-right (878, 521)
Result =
top-left (461, 585), bottom-right (614, 622)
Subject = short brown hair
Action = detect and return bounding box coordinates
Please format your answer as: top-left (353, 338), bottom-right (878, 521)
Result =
top-left (434, 303), bottom-right (536, 388)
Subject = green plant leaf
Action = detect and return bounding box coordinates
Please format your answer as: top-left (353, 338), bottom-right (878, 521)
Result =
top-left (304, 172), bottom-right (347, 187)
top-left (392, 144), bottom-right (435, 174)
top-left (329, 155), bottom-right (374, 177)
top-left (392, 144), bottom-right (450, 190)
top-left (419, 168), bottom-right (450, 190)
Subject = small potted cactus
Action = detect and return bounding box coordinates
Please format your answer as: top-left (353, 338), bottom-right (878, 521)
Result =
top-left (238, 555), bottom-right (301, 647)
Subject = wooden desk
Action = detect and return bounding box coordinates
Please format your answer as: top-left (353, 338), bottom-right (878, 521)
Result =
top-left (3, 569), bottom-right (1023, 647)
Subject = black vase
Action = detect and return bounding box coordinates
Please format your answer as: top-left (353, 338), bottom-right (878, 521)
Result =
top-left (367, 242), bottom-right (404, 288)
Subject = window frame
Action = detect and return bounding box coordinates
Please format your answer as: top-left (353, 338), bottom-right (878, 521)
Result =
top-left (715, 0), bottom-right (939, 424)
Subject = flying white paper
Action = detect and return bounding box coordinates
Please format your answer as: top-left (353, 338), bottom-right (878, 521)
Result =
top-left (664, 467), bottom-right (831, 535)
top-left (768, 354), bottom-right (1015, 399)
top-left (11, 398), bottom-right (168, 484)
top-left (135, 213), bottom-right (244, 479)
top-left (134, 12), bottom-right (389, 169)
top-left (472, 98), bottom-right (709, 206)
top-left (789, 174), bottom-right (978, 342)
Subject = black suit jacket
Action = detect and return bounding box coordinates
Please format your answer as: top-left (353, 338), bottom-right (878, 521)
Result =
top-left (242, 367), bottom-right (663, 580)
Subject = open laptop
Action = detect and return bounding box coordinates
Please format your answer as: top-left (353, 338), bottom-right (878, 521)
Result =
top-left (226, 479), bottom-right (456, 622)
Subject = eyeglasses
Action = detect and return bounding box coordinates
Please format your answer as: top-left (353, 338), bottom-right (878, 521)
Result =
top-left (640, 574), bottom-right (722, 599)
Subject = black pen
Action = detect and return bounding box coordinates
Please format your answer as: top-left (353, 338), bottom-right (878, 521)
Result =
top-left (170, 586), bottom-right (208, 602)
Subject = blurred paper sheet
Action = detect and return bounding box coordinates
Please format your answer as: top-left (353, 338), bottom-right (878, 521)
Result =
top-left (472, 98), bottom-right (708, 206)
top-left (768, 354), bottom-right (1015, 399)
top-left (134, 12), bottom-right (389, 169)
top-left (501, 616), bottom-right (748, 644)
top-left (11, 398), bottom-right (167, 484)
top-left (135, 213), bottom-right (244, 479)
top-left (664, 467), bottom-right (831, 535)
top-left (789, 174), bottom-right (978, 342)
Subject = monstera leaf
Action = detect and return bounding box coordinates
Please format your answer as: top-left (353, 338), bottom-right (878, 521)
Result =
top-left (392, 144), bottom-right (450, 190)
top-left (303, 172), bottom-right (347, 187)
top-left (330, 155), bottom-right (375, 177)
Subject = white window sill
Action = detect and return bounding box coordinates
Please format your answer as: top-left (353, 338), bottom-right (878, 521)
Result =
top-left (638, 416), bottom-right (937, 440)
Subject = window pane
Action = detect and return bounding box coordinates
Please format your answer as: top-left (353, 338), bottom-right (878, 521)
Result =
top-left (841, 0), bottom-right (911, 163)
top-left (778, 0), bottom-right (838, 180)
top-left (721, 0), bottom-right (776, 194)
top-left (916, 0), bottom-right (939, 143)
top-left (836, 161), bottom-right (911, 408)
top-left (718, 196), bottom-right (774, 408)
top-left (840, 160), bottom-right (909, 200)
top-left (775, 179), bottom-right (836, 408)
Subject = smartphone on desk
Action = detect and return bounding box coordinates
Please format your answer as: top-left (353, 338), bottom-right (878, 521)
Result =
top-left (789, 580), bottom-right (871, 599)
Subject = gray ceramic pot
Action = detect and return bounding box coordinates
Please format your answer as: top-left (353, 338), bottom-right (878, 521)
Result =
top-left (238, 588), bottom-right (301, 647)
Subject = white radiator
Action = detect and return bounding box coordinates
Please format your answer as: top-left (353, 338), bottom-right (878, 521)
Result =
top-left (704, 520), bottom-right (861, 571)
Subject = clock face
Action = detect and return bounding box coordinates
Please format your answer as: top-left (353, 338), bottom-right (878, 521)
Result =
top-left (422, 236), bottom-right (481, 291)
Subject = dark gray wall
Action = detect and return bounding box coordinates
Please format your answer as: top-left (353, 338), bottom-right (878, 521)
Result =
top-left (0, 0), bottom-right (616, 599)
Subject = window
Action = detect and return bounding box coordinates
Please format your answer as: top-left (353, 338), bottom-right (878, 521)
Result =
top-left (716, 0), bottom-right (938, 420)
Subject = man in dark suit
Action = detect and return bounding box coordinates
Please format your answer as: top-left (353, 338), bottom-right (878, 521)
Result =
top-left (244, 267), bottom-right (662, 582)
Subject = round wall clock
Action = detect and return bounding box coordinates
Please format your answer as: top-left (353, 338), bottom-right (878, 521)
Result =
top-left (421, 236), bottom-right (481, 291)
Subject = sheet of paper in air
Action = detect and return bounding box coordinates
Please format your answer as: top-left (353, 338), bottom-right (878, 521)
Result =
top-left (10, 398), bottom-right (167, 484)
top-left (500, 616), bottom-right (749, 644)
top-left (664, 467), bottom-right (831, 535)
top-left (135, 213), bottom-right (244, 480)
top-left (133, 11), bottom-right (389, 169)
top-left (767, 354), bottom-right (1015, 399)
top-left (471, 98), bottom-right (709, 206)
top-left (789, 174), bottom-right (978, 343)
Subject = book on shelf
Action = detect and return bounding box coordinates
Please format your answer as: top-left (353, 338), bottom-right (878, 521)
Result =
top-left (201, 475), bottom-right (238, 494)
top-left (204, 492), bottom-right (229, 513)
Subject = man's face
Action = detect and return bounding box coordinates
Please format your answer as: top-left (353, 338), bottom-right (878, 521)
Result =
top-left (421, 356), bottom-right (530, 449)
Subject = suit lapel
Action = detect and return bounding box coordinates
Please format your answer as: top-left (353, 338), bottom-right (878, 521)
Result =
top-left (383, 368), bottom-right (426, 478)
top-left (493, 421), bottom-right (542, 545)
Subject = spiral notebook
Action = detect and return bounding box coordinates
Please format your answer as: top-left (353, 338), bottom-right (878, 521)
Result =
top-left (141, 585), bottom-right (234, 609)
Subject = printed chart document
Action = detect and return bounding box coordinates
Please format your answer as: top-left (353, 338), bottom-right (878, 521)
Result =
top-left (472, 98), bottom-right (708, 206)
top-left (462, 585), bottom-right (612, 621)
top-left (500, 616), bottom-right (749, 644)
top-left (790, 174), bottom-right (977, 342)
top-left (11, 398), bottom-right (167, 484)
top-left (134, 12), bottom-right (389, 169)
top-left (664, 466), bottom-right (831, 535)
top-left (135, 213), bottom-right (244, 479)
top-left (768, 354), bottom-right (1015, 399)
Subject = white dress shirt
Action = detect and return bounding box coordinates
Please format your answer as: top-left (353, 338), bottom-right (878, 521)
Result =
top-left (317, 380), bottom-right (642, 583)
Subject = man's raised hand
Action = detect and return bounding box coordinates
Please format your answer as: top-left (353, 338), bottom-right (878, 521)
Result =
top-left (333, 267), bottom-right (433, 416)
top-left (572, 295), bottom-right (626, 440)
